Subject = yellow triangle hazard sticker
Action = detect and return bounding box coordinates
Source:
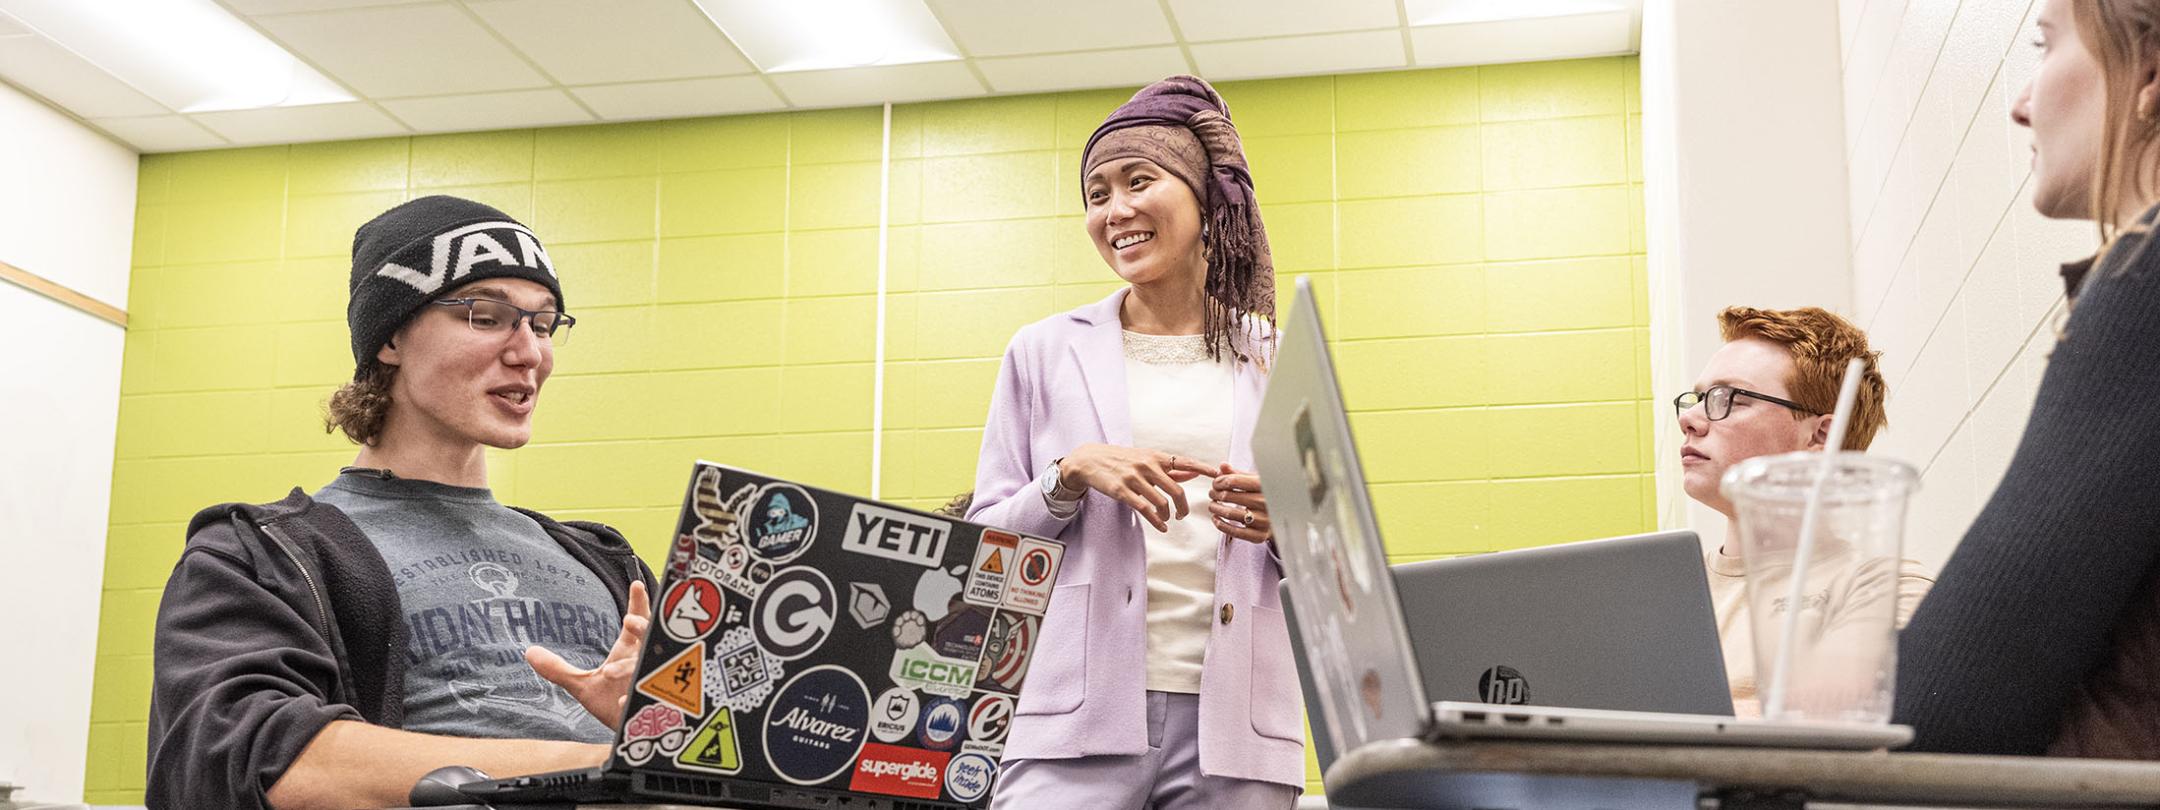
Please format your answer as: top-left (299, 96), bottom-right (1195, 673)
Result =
top-left (981, 548), bottom-right (1004, 574)
top-left (675, 707), bottom-right (742, 774)
top-left (635, 641), bottom-right (705, 716)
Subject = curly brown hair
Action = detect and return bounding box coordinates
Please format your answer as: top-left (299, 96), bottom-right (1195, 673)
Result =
top-left (1717, 306), bottom-right (1888, 450)
top-left (323, 364), bottom-right (397, 446)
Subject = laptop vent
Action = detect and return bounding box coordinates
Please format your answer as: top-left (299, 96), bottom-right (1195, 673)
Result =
top-left (533, 772), bottom-right (597, 790)
top-left (632, 772), bottom-right (966, 810)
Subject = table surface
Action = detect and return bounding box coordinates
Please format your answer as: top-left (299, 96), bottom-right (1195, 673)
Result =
top-left (1326, 737), bottom-right (2160, 808)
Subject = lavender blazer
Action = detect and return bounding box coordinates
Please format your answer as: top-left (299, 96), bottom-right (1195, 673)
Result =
top-left (966, 288), bottom-right (1306, 788)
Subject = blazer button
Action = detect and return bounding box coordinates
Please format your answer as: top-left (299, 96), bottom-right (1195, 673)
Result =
top-left (1219, 604), bottom-right (1234, 625)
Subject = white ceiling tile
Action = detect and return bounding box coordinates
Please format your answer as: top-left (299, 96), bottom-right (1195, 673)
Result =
top-left (976, 47), bottom-right (1190, 95)
top-left (90, 115), bottom-right (227, 152)
top-left (926, 0), bottom-right (1173, 57)
top-left (0, 34), bottom-right (169, 117)
top-left (690, 0), bottom-right (959, 73)
top-left (380, 88), bottom-right (593, 132)
top-left (0, 12), bottom-right (28, 35)
top-left (1408, 11), bottom-right (1634, 68)
top-left (1191, 30), bottom-right (1406, 81)
top-left (1169, 0), bottom-right (1399, 42)
top-left (224, 0), bottom-right (418, 13)
top-left (253, 3), bottom-right (550, 98)
top-left (1403, 0), bottom-right (1630, 26)
top-left (465, 0), bottom-right (754, 84)
top-left (570, 76), bottom-right (784, 120)
top-left (768, 61), bottom-right (982, 108)
top-left (190, 101), bottom-right (407, 144)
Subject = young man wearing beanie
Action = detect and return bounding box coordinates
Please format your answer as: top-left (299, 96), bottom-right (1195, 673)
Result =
top-left (146, 196), bottom-right (657, 810)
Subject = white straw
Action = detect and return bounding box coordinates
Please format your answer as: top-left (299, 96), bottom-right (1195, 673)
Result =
top-left (1762, 357), bottom-right (1867, 718)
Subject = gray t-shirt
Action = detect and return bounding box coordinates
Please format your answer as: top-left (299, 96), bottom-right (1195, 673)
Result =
top-left (315, 470), bottom-right (618, 743)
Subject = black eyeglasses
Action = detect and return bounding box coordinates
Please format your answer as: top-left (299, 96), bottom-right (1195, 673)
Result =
top-left (1673, 384), bottom-right (1817, 421)
top-left (431, 298), bottom-right (575, 344)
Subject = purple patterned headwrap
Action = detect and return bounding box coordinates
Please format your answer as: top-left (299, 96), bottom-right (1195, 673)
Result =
top-left (1083, 75), bottom-right (1274, 362)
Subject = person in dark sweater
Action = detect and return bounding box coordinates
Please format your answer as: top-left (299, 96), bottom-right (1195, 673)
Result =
top-left (147, 196), bottom-right (658, 809)
top-left (1893, 0), bottom-right (2160, 757)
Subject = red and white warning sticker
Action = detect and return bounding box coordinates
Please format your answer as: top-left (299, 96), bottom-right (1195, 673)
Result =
top-left (963, 530), bottom-right (1017, 609)
top-left (998, 536), bottom-right (1063, 615)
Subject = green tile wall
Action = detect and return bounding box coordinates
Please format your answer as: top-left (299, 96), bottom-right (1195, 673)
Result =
top-left (87, 57), bottom-right (1646, 803)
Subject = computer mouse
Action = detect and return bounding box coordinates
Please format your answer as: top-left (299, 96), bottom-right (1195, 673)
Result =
top-left (408, 764), bottom-right (492, 807)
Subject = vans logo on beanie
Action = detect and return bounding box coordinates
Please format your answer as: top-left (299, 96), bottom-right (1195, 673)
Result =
top-left (376, 220), bottom-right (557, 295)
top-left (346, 196), bottom-right (568, 377)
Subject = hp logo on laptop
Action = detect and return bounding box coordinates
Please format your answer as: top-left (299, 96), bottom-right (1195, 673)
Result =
top-left (1478, 665), bottom-right (1529, 705)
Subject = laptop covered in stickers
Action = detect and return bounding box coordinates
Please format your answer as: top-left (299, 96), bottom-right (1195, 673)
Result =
top-left (456, 460), bottom-right (1065, 808)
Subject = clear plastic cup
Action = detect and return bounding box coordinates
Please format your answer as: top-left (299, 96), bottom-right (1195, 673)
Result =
top-left (1720, 451), bottom-right (1918, 724)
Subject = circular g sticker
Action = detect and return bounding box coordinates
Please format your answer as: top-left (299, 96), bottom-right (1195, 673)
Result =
top-left (753, 567), bottom-right (837, 660)
top-left (745, 483), bottom-right (818, 563)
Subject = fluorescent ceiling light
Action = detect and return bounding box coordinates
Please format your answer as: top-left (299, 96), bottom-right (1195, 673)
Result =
top-left (1405, 0), bottom-right (1624, 26)
top-left (0, 0), bottom-right (352, 112)
top-left (691, 0), bottom-right (960, 73)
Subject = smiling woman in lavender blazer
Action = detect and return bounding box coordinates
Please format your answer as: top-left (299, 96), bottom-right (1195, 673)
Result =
top-left (965, 76), bottom-right (1304, 809)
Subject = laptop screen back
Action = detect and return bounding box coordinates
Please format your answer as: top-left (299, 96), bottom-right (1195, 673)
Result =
top-left (1392, 531), bottom-right (1736, 717)
top-left (1252, 277), bottom-right (1430, 763)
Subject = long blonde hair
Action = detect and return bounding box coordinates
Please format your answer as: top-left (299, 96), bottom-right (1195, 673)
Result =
top-left (2076, 0), bottom-right (2160, 246)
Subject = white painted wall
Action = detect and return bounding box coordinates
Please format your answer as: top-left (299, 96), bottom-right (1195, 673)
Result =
top-left (1640, 0), bottom-right (1856, 553)
top-left (0, 79), bottom-right (137, 803)
top-left (1837, 0), bottom-right (2094, 571)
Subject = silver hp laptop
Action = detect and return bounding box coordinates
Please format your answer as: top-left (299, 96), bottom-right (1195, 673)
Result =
top-left (1253, 277), bottom-right (1911, 770)
top-left (458, 460), bottom-right (1061, 808)
top-left (1393, 530), bottom-right (1733, 717)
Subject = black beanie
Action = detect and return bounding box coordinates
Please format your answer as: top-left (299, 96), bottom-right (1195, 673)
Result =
top-left (347, 195), bottom-right (566, 378)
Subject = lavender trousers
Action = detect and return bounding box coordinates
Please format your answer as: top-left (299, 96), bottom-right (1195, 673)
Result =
top-left (989, 691), bottom-right (1300, 810)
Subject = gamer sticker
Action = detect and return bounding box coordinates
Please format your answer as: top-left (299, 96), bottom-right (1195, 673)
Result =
top-left (746, 483), bottom-right (818, 563)
top-left (763, 665), bottom-right (870, 786)
top-left (704, 626), bottom-right (784, 713)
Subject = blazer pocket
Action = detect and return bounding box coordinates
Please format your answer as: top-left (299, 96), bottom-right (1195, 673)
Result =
top-left (1248, 603), bottom-right (1304, 741)
top-left (1015, 583), bottom-right (1090, 716)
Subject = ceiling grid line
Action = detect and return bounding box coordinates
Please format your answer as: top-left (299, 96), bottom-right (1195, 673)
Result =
top-left (0, 0), bottom-right (1643, 153)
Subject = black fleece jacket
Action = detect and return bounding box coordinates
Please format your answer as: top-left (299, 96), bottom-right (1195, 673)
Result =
top-left (145, 488), bottom-right (656, 809)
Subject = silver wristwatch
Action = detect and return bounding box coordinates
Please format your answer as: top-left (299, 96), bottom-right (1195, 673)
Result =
top-left (1042, 457), bottom-right (1083, 502)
